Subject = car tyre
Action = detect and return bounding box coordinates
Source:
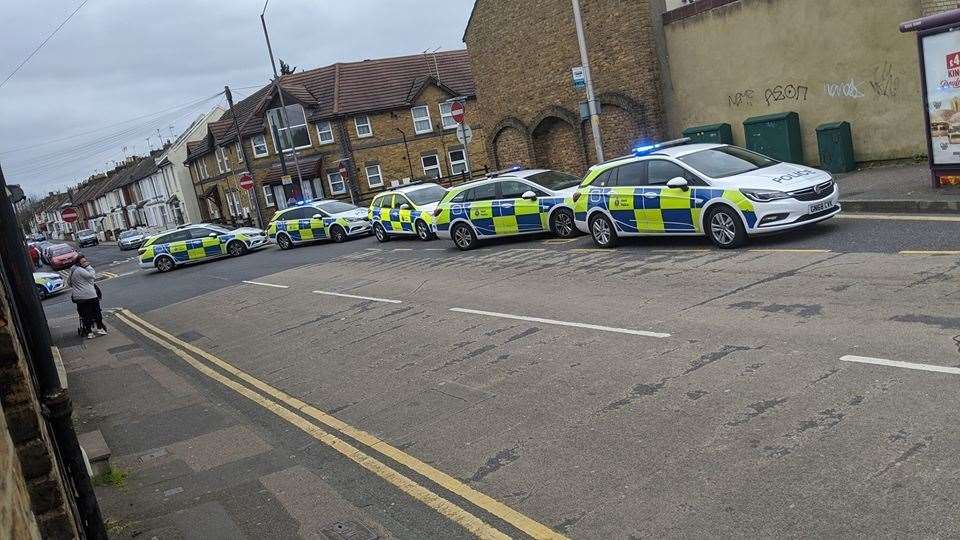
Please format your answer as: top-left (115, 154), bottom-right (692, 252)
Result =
top-left (706, 205), bottom-right (747, 249)
top-left (276, 233), bottom-right (294, 250)
top-left (550, 208), bottom-right (576, 238)
top-left (415, 220), bottom-right (433, 241)
top-left (373, 223), bottom-right (390, 243)
top-left (227, 240), bottom-right (247, 257)
top-left (155, 255), bottom-right (175, 273)
top-left (330, 225), bottom-right (347, 243)
top-left (35, 285), bottom-right (47, 300)
top-left (452, 223), bottom-right (477, 251)
top-left (589, 213), bottom-right (618, 248)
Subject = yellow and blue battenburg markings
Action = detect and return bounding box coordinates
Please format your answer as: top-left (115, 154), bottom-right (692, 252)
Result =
top-left (435, 194), bottom-right (569, 236)
top-left (266, 216), bottom-right (352, 242)
top-left (139, 232), bottom-right (251, 265)
top-left (370, 207), bottom-right (432, 233)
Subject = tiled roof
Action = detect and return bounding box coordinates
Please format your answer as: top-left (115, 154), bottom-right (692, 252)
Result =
top-left (197, 50), bottom-right (474, 157)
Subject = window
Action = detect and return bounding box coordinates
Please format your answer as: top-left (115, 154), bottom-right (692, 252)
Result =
top-left (206, 198), bottom-right (220, 219)
top-left (448, 149), bottom-right (467, 175)
top-left (199, 159), bottom-right (209, 179)
top-left (235, 141), bottom-right (242, 161)
top-left (262, 185), bottom-right (275, 207)
top-left (406, 185), bottom-right (447, 205)
top-left (316, 201), bottom-right (358, 214)
top-left (316, 121), bottom-right (335, 144)
top-left (216, 147), bottom-right (231, 173)
top-left (439, 102), bottom-right (458, 130)
top-left (272, 185), bottom-right (288, 210)
top-left (372, 194), bottom-right (390, 209)
top-left (395, 195), bottom-right (413, 208)
top-left (226, 191), bottom-right (242, 217)
top-left (411, 106), bottom-right (432, 134)
top-left (354, 115), bottom-right (372, 138)
top-left (365, 164), bottom-right (383, 188)
top-left (191, 227), bottom-right (216, 240)
top-left (328, 172), bottom-right (346, 195)
top-left (159, 206), bottom-right (169, 225)
top-left (614, 161), bottom-right (648, 187)
top-left (647, 160), bottom-right (689, 186)
top-left (499, 180), bottom-right (541, 199)
top-left (678, 146), bottom-right (777, 178)
top-left (300, 179), bottom-right (314, 201)
top-left (421, 154), bottom-right (441, 179)
top-left (252, 135), bottom-right (269, 158)
top-left (526, 170), bottom-right (580, 191)
top-left (267, 104), bottom-right (311, 151)
top-left (464, 183), bottom-right (497, 202)
top-left (159, 230), bottom-right (191, 244)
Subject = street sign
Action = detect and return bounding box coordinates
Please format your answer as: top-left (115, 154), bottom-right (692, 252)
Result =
top-left (238, 172), bottom-right (254, 191)
top-left (281, 174), bottom-right (293, 186)
top-left (572, 66), bottom-right (586, 90)
top-left (61, 207), bottom-right (79, 223)
top-left (451, 101), bottom-right (465, 124)
top-left (456, 124), bottom-right (474, 145)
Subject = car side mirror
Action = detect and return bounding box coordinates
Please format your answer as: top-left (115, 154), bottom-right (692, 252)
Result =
top-left (521, 190), bottom-right (537, 201)
top-left (400, 203), bottom-right (411, 210)
top-left (312, 213), bottom-right (323, 220)
top-left (208, 232), bottom-right (218, 238)
top-left (666, 177), bottom-right (689, 191)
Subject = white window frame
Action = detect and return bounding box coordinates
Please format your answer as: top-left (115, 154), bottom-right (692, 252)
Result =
top-left (300, 178), bottom-right (314, 201)
top-left (272, 185), bottom-right (288, 210)
top-left (199, 159), bottom-right (209, 180)
top-left (421, 154), bottom-right (442, 179)
top-left (316, 121), bottom-right (335, 145)
top-left (251, 134), bottom-right (269, 158)
top-left (439, 102), bottom-right (458, 130)
top-left (226, 191), bottom-right (242, 217)
top-left (365, 164), bottom-right (383, 188)
top-left (267, 104), bottom-right (312, 152)
top-left (448, 149), bottom-right (467, 175)
top-left (411, 106), bottom-right (432, 135)
top-left (235, 140), bottom-right (242, 161)
top-left (216, 147), bottom-right (230, 173)
top-left (262, 185), bottom-right (275, 207)
top-left (354, 116), bottom-right (372, 138)
top-left (327, 172), bottom-right (347, 195)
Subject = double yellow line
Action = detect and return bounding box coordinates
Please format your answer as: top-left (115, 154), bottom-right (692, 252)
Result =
top-left (114, 309), bottom-right (567, 540)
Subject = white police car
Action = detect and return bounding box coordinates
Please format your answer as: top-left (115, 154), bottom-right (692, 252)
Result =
top-left (572, 139), bottom-right (840, 248)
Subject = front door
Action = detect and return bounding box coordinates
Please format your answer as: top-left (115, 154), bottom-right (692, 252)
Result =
top-left (645, 159), bottom-right (696, 232)
top-left (494, 180), bottom-right (543, 234)
top-left (464, 183), bottom-right (497, 236)
top-left (190, 228), bottom-right (224, 259)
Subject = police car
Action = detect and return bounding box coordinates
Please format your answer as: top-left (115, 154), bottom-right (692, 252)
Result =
top-left (34, 271), bottom-right (65, 299)
top-left (572, 139), bottom-right (841, 249)
top-left (368, 183), bottom-right (448, 242)
top-left (266, 199), bottom-right (371, 250)
top-left (433, 168), bottom-right (582, 250)
top-left (138, 223), bottom-right (267, 272)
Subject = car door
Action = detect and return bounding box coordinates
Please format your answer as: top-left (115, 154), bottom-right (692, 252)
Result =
top-left (464, 183), bottom-right (497, 237)
top-left (395, 194), bottom-right (415, 234)
top-left (495, 180), bottom-right (545, 234)
top-left (307, 207), bottom-right (329, 240)
top-left (190, 227), bottom-right (225, 259)
top-left (160, 229), bottom-right (194, 263)
top-left (607, 161), bottom-right (646, 234)
top-left (645, 159), bottom-right (696, 232)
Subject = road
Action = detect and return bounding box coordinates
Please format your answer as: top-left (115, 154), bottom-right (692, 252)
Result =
top-left (46, 213), bottom-right (960, 538)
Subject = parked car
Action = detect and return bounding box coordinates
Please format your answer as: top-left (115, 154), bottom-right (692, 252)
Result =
top-left (37, 241), bottom-right (56, 265)
top-left (33, 272), bottom-right (65, 299)
top-left (138, 223), bottom-right (268, 272)
top-left (27, 233), bottom-right (46, 242)
top-left (26, 243), bottom-right (40, 268)
top-left (118, 229), bottom-right (146, 251)
top-left (76, 228), bottom-right (99, 247)
top-left (48, 244), bottom-right (79, 270)
top-left (266, 200), bottom-right (371, 249)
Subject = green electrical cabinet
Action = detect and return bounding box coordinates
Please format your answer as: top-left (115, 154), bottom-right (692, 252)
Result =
top-left (682, 123), bottom-right (734, 145)
top-left (815, 121), bottom-right (855, 173)
top-left (743, 112), bottom-right (803, 163)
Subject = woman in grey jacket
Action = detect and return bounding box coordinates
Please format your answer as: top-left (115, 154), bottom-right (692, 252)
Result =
top-left (68, 254), bottom-right (106, 339)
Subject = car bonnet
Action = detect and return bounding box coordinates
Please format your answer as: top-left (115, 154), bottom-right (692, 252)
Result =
top-left (706, 162), bottom-right (832, 191)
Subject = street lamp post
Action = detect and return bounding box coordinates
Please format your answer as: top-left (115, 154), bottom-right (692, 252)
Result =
top-left (571, 0), bottom-right (604, 163)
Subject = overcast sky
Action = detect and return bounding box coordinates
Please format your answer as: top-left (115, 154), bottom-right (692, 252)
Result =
top-left (0, 0), bottom-right (475, 197)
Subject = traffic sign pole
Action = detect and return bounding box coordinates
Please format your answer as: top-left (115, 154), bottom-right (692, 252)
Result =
top-left (449, 99), bottom-right (472, 178)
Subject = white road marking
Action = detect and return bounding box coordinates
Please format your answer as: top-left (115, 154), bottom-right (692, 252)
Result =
top-left (365, 248), bottom-right (382, 251)
top-left (750, 248), bottom-right (831, 253)
top-left (116, 270), bottom-right (139, 277)
top-left (840, 355), bottom-right (960, 375)
top-left (449, 307), bottom-right (670, 338)
top-left (899, 250), bottom-right (960, 256)
top-left (839, 213), bottom-right (960, 222)
top-left (393, 248), bottom-right (413, 251)
top-left (313, 290), bottom-right (402, 304)
top-left (242, 280), bottom-right (289, 289)
top-left (425, 248), bottom-right (445, 251)
top-left (506, 248), bottom-right (547, 252)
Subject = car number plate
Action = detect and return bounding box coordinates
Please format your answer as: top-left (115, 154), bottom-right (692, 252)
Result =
top-left (809, 201), bottom-right (830, 214)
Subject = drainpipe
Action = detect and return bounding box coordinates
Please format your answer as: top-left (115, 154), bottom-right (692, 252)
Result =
top-left (396, 127), bottom-right (415, 179)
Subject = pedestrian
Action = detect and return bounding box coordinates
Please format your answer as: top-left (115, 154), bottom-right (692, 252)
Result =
top-left (67, 254), bottom-right (107, 339)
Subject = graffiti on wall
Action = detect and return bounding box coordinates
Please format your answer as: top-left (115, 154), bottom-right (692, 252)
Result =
top-left (870, 62), bottom-right (900, 98)
top-left (825, 79), bottom-right (865, 99)
top-left (727, 90), bottom-right (756, 108)
top-left (763, 84), bottom-right (809, 106)
top-left (727, 65), bottom-right (903, 108)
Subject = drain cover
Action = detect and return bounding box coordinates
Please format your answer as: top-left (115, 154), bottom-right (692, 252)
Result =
top-left (321, 520), bottom-right (377, 540)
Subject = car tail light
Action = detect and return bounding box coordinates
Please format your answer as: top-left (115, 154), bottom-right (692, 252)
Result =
top-left (572, 191), bottom-right (582, 203)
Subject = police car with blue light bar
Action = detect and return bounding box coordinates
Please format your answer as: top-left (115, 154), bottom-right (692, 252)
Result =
top-left (572, 139), bottom-right (840, 249)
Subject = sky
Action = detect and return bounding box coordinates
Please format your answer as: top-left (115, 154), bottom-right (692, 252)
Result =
top-left (0, 0), bottom-right (475, 197)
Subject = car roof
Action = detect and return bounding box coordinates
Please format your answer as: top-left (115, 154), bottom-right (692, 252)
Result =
top-left (375, 182), bottom-right (444, 196)
top-left (649, 142), bottom-right (723, 158)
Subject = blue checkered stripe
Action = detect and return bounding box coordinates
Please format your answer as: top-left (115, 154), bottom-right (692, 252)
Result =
top-left (440, 196), bottom-right (566, 235)
top-left (274, 219), bottom-right (327, 242)
top-left (576, 187), bottom-right (757, 233)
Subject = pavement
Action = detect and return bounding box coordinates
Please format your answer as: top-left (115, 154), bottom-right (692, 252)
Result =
top-left (43, 213), bottom-right (960, 539)
top-left (836, 161), bottom-right (960, 213)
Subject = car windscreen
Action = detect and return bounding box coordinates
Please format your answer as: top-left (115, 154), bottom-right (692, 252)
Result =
top-left (120, 230), bottom-right (139, 238)
top-left (406, 186), bottom-right (447, 205)
top-left (677, 146), bottom-right (778, 178)
top-left (525, 170), bottom-right (581, 191)
top-left (316, 201), bottom-right (357, 214)
top-left (78, 229), bottom-right (93, 235)
top-left (50, 245), bottom-right (74, 256)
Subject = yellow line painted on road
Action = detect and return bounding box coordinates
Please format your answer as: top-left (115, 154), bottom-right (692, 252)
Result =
top-left (114, 311), bottom-right (514, 540)
top-left (541, 238), bottom-right (578, 245)
top-left (899, 250), bottom-right (960, 256)
top-left (838, 213), bottom-right (960, 222)
top-left (117, 309), bottom-right (568, 540)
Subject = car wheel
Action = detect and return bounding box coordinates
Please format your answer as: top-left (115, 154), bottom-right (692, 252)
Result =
top-left (35, 285), bottom-right (47, 300)
top-left (330, 225), bottom-right (347, 243)
top-left (277, 233), bottom-right (294, 250)
top-left (155, 256), bottom-right (175, 273)
top-left (227, 240), bottom-right (247, 256)
top-left (706, 205), bottom-right (747, 249)
top-left (550, 208), bottom-right (576, 238)
top-left (415, 220), bottom-right (432, 241)
top-left (589, 213), bottom-right (618, 248)
top-left (373, 223), bottom-right (390, 243)
top-left (452, 223), bottom-right (477, 251)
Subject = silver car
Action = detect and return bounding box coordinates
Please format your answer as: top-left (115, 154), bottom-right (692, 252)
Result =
top-left (118, 230), bottom-right (146, 251)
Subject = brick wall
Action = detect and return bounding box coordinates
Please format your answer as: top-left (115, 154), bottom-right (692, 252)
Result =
top-left (0, 403), bottom-right (41, 540)
top-left (922, 0), bottom-right (960, 15)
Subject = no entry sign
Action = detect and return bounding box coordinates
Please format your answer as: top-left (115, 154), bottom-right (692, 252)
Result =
top-left (451, 102), bottom-right (465, 124)
top-left (238, 172), bottom-right (254, 190)
top-left (61, 207), bottom-right (78, 223)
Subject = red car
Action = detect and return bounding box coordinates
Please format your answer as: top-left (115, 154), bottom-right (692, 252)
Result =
top-left (48, 244), bottom-right (79, 270)
top-left (27, 243), bottom-right (40, 268)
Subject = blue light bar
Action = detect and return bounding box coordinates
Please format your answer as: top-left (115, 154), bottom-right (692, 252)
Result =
top-left (632, 137), bottom-right (692, 156)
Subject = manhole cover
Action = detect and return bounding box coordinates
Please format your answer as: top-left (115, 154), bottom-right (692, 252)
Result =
top-left (321, 520), bottom-right (377, 540)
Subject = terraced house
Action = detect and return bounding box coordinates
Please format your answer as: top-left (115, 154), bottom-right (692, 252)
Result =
top-left (185, 50), bottom-right (488, 226)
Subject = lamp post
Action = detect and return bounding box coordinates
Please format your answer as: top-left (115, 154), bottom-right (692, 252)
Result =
top-left (571, 0), bottom-right (604, 163)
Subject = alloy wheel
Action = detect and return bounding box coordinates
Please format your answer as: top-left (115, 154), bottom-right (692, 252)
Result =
top-left (592, 218), bottom-right (611, 245)
top-left (454, 226), bottom-right (472, 249)
top-left (554, 211), bottom-right (574, 237)
top-left (710, 212), bottom-right (736, 246)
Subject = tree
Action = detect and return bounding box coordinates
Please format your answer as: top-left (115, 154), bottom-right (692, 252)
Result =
top-left (279, 59), bottom-right (296, 75)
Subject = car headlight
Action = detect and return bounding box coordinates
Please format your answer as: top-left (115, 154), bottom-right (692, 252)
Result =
top-left (740, 188), bottom-right (791, 203)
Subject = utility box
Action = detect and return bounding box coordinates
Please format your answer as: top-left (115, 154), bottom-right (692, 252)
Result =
top-left (682, 123), bottom-right (734, 145)
top-left (743, 112), bottom-right (803, 163)
top-left (815, 121), bottom-right (855, 173)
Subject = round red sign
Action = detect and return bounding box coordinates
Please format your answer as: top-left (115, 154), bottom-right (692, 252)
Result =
top-left (451, 102), bottom-right (465, 124)
top-left (338, 162), bottom-right (348, 176)
top-left (61, 207), bottom-right (79, 223)
top-left (238, 172), bottom-right (254, 191)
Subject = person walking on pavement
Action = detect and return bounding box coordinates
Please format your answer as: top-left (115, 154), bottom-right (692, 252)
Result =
top-left (68, 254), bottom-right (107, 339)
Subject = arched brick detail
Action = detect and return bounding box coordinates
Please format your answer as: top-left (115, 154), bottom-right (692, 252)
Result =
top-left (489, 117), bottom-right (533, 170)
top-left (530, 106), bottom-right (588, 175)
top-left (580, 92), bottom-right (652, 165)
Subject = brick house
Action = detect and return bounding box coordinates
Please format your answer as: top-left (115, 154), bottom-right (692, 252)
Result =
top-left (185, 50), bottom-right (488, 226)
top-left (463, 0), bottom-right (665, 176)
